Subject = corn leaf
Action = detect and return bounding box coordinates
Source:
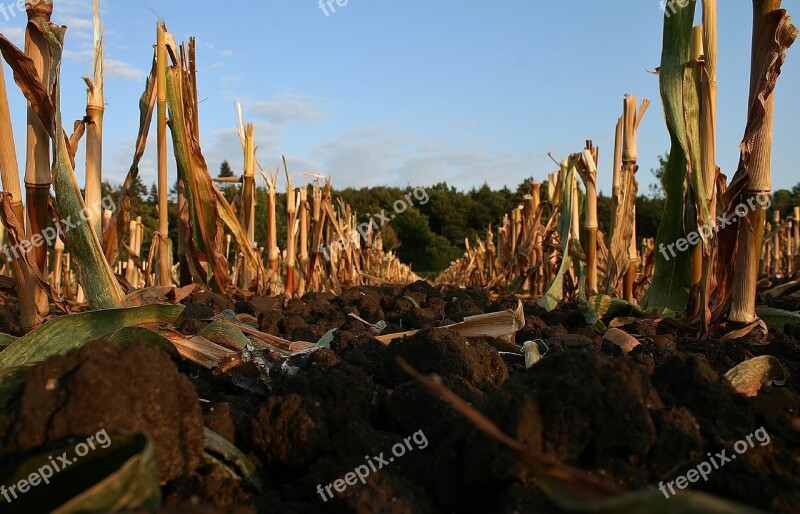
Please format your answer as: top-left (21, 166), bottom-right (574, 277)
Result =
top-left (204, 427), bottom-right (262, 492)
top-left (755, 307), bottom-right (800, 330)
top-left (538, 156), bottom-right (580, 312)
top-left (107, 326), bottom-right (180, 357)
top-left (0, 304), bottom-right (184, 369)
top-left (724, 355), bottom-right (789, 397)
top-left (165, 64), bottom-right (266, 293)
top-left (641, 3), bottom-right (699, 316)
top-left (712, 11), bottom-right (798, 320)
top-left (0, 433), bottom-right (160, 514)
top-left (32, 20), bottom-right (126, 309)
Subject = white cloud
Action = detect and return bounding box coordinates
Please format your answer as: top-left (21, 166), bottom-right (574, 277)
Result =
top-left (0, 27), bottom-right (24, 46)
top-left (250, 93), bottom-right (323, 128)
top-left (312, 126), bottom-right (538, 188)
top-left (105, 58), bottom-right (145, 82)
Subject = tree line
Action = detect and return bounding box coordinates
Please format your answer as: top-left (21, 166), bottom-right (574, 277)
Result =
top-left (105, 158), bottom-right (800, 275)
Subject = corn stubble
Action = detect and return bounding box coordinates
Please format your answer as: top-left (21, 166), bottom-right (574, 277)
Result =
top-left (439, 0), bottom-right (799, 337)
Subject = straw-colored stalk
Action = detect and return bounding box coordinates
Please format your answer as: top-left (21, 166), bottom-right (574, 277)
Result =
top-left (610, 117), bottom-right (623, 234)
top-left (24, 0), bottom-right (52, 316)
top-left (134, 217), bottom-right (143, 287)
top-left (729, 0), bottom-right (786, 323)
top-left (240, 123), bottom-right (255, 288)
top-left (298, 186), bottom-right (310, 295)
top-left (63, 253), bottom-right (72, 300)
top-left (531, 183), bottom-right (543, 295)
top-left (621, 95), bottom-right (649, 302)
top-left (285, 167), bottom-right (297, 298)
top-left (52, 234), bottom-right (64, 293)
top-left (125, 219), bottom-right (137, 284)
top-left (772, 210), bottom-right (781, 277)
top-left (0, 52), bottom-right (40, 329)
top-left (701, 0), bottom-right (719, 222)
top-left (690, 27), bottom-right (705, 285)
top-left (309, 180), bottom-right (323, 289)
top-left (694, 1), bottom-right (719, 327)
top-left (155, 22), bottom-right (171, 286)
top-left (266, 172), bottom-right (279, 276)
top-left (794, 206), bottom-right (800, 266)
top-left (84, 0), bottom-right (104, 238)
top-left (606, 116), bottom-right (624, 297)
top-left (579, 143), bottom-right (599, 294)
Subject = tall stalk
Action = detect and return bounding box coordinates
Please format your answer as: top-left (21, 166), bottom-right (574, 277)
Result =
top-left (0, 45), bottom-right (40, 329)
top-left (84, 0), bottom-right (103, 237)
top-left (621, 94), bottom-right (649, 302)
top-left (37, 18), bottom-right (127, 309)
top-left (266, 171), bottom-right (279, 276)
top-left (24, 0), bottom-right (52, 316)
top-left (298, 185), bottom-right (309, 296)
top-left (285, 160), bottom-right (297, 298)
top-left (729, 0), bottom-right (797, 323)
top-left (578, 142), bottom-right (599, 294)
top-left (240, 122), bottom-right (255, 288)
top-left (155, 22), bottom-right (171, 286)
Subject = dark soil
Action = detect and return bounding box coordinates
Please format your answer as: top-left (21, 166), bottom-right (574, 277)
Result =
top-left (1, 281), bottom-right (799, 513)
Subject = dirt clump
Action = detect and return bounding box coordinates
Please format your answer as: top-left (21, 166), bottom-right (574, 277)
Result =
top-left (0, 340), bottom-right (205, 483)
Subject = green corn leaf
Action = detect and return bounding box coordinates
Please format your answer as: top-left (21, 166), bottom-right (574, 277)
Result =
top-left (0, 305), bottom-right (184, 369)
top-left (0, 433), bottom-right (160, 514)
top-left (107, 326), bottom-right (180, 357)
top-left (538, 155), bottom-right (580, 312)
top-left (641, 3), bottom-right (699, 316)
top-left (756, 307), bottom-right (800, 330)
top-left (35, 20), bottom-right (127, 310)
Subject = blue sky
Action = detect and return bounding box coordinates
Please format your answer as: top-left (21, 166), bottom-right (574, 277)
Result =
top-left (0, 0), bottom-right (798, 196)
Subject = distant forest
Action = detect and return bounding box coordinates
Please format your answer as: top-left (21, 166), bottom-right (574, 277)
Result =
top-left (106, 159), bottom-right (800, 276)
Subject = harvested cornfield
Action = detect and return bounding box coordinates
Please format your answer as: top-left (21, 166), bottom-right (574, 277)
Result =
top-left (0, 1), bottom-right (799, 513)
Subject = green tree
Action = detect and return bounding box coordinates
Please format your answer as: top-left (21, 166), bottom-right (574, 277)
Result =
top-left (219, 160), bottom-right (234, 178)
top-left (148, 183), bottom-right (158, 204)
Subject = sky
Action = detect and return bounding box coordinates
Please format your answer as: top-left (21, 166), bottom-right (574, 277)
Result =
top-left (0, 0), bottom-right (798, 197)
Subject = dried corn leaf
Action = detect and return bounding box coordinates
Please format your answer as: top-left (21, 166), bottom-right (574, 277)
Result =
top-left (377, 301), bottom-right (524, 344)
top-left (603, 328), bottom-right (640, 355)
top-left (165, 63), bottom-right (266, 293)
top-left (157, 329), bottom-right (233, 369)
top-left (712, 11), bottom-right (798, 320)
top-left (725, 355), bottom-right (789, 397)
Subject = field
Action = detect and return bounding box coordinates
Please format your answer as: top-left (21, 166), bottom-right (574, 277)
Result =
top-left (0, 1), bottom-right (799, 513)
